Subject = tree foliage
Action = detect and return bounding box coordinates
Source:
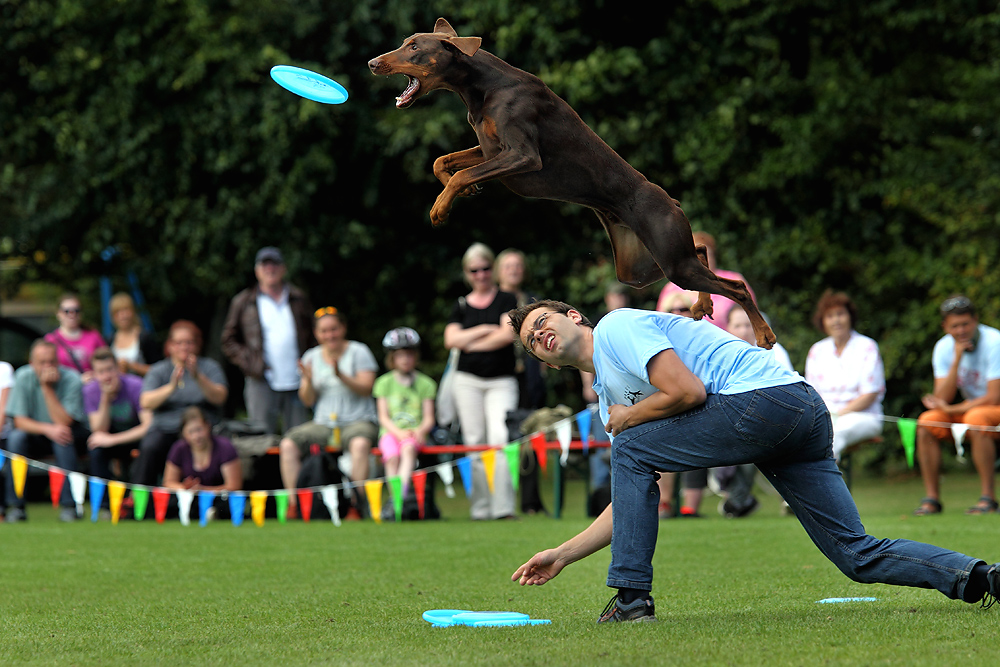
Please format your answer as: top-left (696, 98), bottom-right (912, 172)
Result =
top-left (3, 0), bottom-right (998, 420)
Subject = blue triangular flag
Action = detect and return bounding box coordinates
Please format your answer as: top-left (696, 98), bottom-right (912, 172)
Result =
top-left (89, 477), bottom-right (107, 522)
top-left (229, 494), bottom-right (246, 526)
top-left (198, 490), bottom-right (216, 526)
top-left (456, 457), bottom-right (473, 497)
top-left (576, 409), bottom-right (592, 455)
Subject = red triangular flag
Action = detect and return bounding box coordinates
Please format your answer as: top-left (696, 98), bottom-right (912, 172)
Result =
top-left (152, 488), bottom-right (170, 524)
top-left (48, 469), bottom-right (66, 508)
top-left (412, 471), bottom-right (427, 519)
top-left (531, 432), bottom-right (548, 474)
top-left (297, 489), bottom-right (314, 522)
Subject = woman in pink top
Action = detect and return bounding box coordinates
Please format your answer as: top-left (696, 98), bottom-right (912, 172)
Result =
top-left (805, 290), bottom-right (885, 461)
top-left (44, 293), bottom-right (107, 382)
top-left (655, 231), bottom-right (756, 328)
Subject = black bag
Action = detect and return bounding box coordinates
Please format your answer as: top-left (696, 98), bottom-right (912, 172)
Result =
top-left (296, 444), bottom-right (349, 519)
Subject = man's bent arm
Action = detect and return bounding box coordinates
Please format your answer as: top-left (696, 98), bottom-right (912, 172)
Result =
top-left (606, 350), bottom-right (706, 435)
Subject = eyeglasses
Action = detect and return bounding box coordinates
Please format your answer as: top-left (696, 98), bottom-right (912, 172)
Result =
top-left (315, 306), bottom-right (339, 318)
top-left (940, 296), bottom-right (973, 314)
top-left (60, 308), bottom-right (81, 315)
top-left (467, 266), bottom-right (492, 274)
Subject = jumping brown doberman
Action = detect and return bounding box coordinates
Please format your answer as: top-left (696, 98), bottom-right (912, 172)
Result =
top-left (368, 18), bottom-right (776, 348)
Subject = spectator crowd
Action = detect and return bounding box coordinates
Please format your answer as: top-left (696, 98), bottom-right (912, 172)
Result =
top-left (2, 239), bottom-right (999, 524)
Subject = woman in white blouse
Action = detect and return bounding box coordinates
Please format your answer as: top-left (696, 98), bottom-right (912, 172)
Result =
top-left (805, 290), bottom-right (886, 461)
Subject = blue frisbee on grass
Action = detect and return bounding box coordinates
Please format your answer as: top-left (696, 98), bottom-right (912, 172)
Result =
top-left (270, 65), bottom-right (348, 104)
top-left (422, 609), bottom-right (551, 627)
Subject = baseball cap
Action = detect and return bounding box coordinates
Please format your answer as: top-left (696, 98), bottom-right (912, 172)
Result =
top-left (255, 247), bottom-right (284, 265)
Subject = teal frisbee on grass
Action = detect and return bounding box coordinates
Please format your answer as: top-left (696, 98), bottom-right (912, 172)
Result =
top-left (423, 610), bottom-right (551, 627)
top-left (270, 65), bottom-right (349, 104)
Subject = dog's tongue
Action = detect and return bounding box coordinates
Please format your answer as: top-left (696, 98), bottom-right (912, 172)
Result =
top-left (396, 76), bottom-right (420, 108)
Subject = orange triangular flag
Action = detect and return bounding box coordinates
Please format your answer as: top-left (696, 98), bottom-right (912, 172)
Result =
top-left (531, 432), bottom-right (548, 474)
top-left (49, 469), bottom-right (66, 507)
top-left (152, 488), bottom-right (170, 523)
top-left (412, 471), bottom-right (427, 519)
top-left (297, 489), bottom-right (314, 522)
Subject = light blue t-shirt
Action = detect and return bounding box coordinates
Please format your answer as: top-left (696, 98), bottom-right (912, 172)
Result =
top-left (591, 309), bottom-right (802, 432)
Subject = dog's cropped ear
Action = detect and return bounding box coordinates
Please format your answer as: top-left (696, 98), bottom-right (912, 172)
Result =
top-left (434, 18), bottom-right (458, 36)
top-left (448, 36), bottom-right (482, 57)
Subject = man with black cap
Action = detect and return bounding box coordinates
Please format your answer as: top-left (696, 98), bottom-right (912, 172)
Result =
top-left (222, 247), bottom-right (315, 435)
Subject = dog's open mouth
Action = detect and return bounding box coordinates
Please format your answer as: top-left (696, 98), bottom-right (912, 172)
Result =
top-left (396, 75), bottom-right (420, 108)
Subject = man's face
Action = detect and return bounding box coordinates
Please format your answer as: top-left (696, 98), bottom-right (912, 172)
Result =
top-left (518, 308), bottom-right (582, 368)
top-left (943, 313), bottom-right (978, 343)
top-left (255, 259), bottom-right (286, 289)
top-left (30, 345), bottom-right (60, 378)
top-left (92, 358), bottom-right (119, 387)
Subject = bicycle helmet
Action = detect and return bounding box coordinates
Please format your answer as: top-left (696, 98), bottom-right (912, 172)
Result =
top-left (382, 327), bottom-right (421, 351)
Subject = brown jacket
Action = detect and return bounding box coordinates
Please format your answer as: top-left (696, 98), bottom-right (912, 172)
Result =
top-left (220, 284), bottom-right (315, 379)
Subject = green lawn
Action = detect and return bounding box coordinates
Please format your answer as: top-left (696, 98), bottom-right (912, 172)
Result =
top-left (1, 469), bottom-right (997, 666)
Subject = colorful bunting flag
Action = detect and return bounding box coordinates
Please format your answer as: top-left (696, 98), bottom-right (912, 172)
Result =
top-left (275, 491), bottom-right (289, 524)
top-left (177, 489), bottom-right (194, 526)
top-left (531, 432), bottom-right (547, 474)
top-left (49, 469), bottom-right (66, 508)
top-left (365, 480), bottom-right (383, 524)
top-left (320, 487), bottom-right (341, 526)
top-left (11, 456), bottom-right (27, 498)
top-left (69, 472), bottom-right (87, 515)
top-left (951, 424), bottom-right (969, 460)
top-left (556, 420), bottom-right (572, 466)
top-left (297, 489), bottom-right (313, 522)
top-left (504, 443), bottom-right (520, 492)
top-left (576, 409), bottom-right (592, 455)
top-left (482, 449), bottom-right (496, 494)
top-left (132, 487), bottom-right (149, 521)
top-left (456, 457), bottom-right (473, 497)
top-left (0, 451), bottom-right (5, 472)
top-left (250, 491), bottom-right (267, 527)
top-left (412, 471), bottom-right (427, 519)
top-left (229, 494), bottom-right (246, 526)
top-left (89, 478), bottom-right (106, 522)
top-left (897, 418), bottom-right (917, 469)
top-left (436, 463), bottom-right (456, 498)
top-left (108, 481), bottom-right (126, 524)
top-left (152, 488), bottom-right (170, 523)
top-left (389, 476), bottom-right (404, 522)
top-left (198, 491), bottom-right (215, 526)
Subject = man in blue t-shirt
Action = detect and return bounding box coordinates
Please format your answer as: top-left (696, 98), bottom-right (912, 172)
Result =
top-left (507, 300), bottom-right (1000, 622)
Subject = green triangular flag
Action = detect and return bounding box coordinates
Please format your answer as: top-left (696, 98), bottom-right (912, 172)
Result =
top-left (132, 487), bottom-right (149, 521)
top-left (275, 491), bottom-right (289, 524)
top-left (504, 442), bottom-right (520, 492)
top-left (389, 476), bottom-right (404, 520)
top-left (897, 418), bottom-right (917, 468)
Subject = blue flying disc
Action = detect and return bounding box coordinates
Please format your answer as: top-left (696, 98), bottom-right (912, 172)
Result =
top-left (422, 609), bottom-right (551, 627)
top-left (816, 597), bottom-right (878, 604)
top-left (270, 65), bottom-right (348, 104)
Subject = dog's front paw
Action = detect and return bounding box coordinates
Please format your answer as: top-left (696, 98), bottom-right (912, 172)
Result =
top-left (690, 294), bottom-right (714, 321)
top-left (755, 326), bottom-right (777, 350)
top-left (430, 192), bottom-right (453, 227)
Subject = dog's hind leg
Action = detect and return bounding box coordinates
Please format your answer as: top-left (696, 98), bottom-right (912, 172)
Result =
top-left (594, 210), bottom-right (664, 287)
top-left (691, 245), bottom-right (715, 321)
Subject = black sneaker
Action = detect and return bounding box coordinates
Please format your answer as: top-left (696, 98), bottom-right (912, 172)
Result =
top-left (983, 563), bottom-right (1000, 609)
top-left (719, 496), bottom-right (760, 519)
top-left (596, 593), bottom-right (656, 624)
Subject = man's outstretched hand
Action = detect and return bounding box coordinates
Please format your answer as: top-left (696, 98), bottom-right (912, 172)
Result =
top-left (512, 548), bottom-right (566, 586)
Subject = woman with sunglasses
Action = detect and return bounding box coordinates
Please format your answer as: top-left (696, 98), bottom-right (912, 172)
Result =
top-left (444, 243), bottom-right (519, 520)
top-left (44, 293), bottom-right (107, 383)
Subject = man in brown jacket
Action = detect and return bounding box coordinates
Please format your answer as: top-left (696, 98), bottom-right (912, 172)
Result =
top-left (221, 247), bottom-right (316, 435)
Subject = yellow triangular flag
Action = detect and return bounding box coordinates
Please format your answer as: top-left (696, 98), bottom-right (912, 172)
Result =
top-left (481, 449), bottom-right (496, 494)
top-left (365, 480), bottom-right (383, 524)
top-left (250, 491), bottom-right (267, 527)
top-left (108, 481), bottom-right (126, 524)
top-left (11, 456), bottom-right (27, 498)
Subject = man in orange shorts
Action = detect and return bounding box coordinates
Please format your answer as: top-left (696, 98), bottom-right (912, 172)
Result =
top-left (915, 296), bottom-right (1000, 515)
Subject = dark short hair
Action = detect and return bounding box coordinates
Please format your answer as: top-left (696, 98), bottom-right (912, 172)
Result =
top-left (180, 406), bottom-right (209, 432)
top-left (90, 346), bottom-right (116, 366)
top-left (939, 295), bottom-right (976, 319)
top-left (811, 290), bottom-right (857, 332)
top-left (507, 299), bottom-right (592, 361)
top-left (29, 338), bottom-right (57, 359)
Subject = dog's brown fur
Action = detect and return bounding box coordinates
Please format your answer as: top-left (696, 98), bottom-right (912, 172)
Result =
top-left (369, 18), bottom-right (776, 348)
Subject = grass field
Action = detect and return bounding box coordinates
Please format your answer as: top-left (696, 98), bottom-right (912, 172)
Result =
top-left (1, 468), bottom-right (998, 666)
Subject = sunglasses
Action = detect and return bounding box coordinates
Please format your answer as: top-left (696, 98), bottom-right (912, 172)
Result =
top-left (314, 306), bottom-right (339, 318)
top-left (60, 308), bottom-right (81, 314)
top-left (670, 307), bottom-right (692, 315)
top-left (467, 266), bottom-right (492, 274)
top-left (940, 296), bottom-right (973, 314)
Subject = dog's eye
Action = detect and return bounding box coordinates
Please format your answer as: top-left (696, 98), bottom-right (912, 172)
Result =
top-left (409, 43), bottom-right (419, 51)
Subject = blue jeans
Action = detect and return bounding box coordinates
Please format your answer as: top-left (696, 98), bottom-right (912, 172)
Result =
top-left (4, 428), bottom-right (80, 509)
top-left (608, 382), bottom-right (980, 600)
